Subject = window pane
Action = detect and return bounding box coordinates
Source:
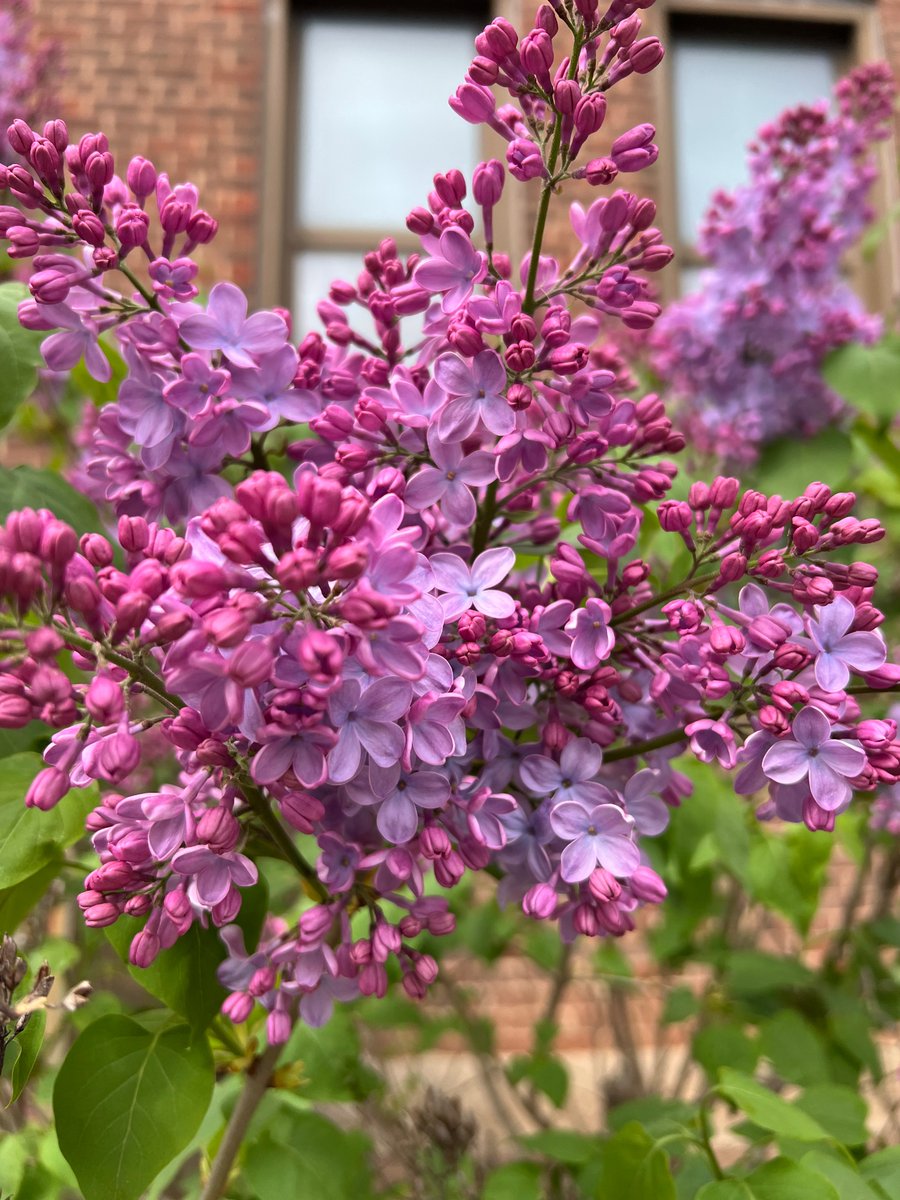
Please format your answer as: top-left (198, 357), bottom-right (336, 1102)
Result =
top-left (293, 250), bottom-right (376, 340)
top-left (296, 18), bottom-right (481, 231)
top-left (672, 28), bottom-right (845, 245)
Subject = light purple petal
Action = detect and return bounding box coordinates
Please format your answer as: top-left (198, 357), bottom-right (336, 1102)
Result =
top-left (519, 755), bottom-right (562, 795)
top-left (440, 481), bottom-right (477, 527)
top-left (430, 553), bottom-right (471, 593)
top-left (433, 353), bottom-right (474, 396)
top-left (472, 547), bottom-right (515, 589)
top-left (808, 758), bottom-right (852, 811)
top-left (438, 395), bottom-right (481, 442)
top-left (762, 739), bottom-right (810, 784)
top-left (838, 631), bottom-right (886, 673)
top-left (356, 718), bottom-right (405, 768)
top-left (251, 739), bottom-right (294, 785)
top-left (474, 588), bottom-right (516, 619)
top-left (472, 349), bottom-right (506, 394)
top-left (819, 739), bottom-right (867, 778)
top-left (328, 726), bottom-right (362, 783)
top-left (814, 652), bottom-right (850, 694)
top-left (406, 772), bottom-right (450, 809)
top-left (549, 800), bottom-right (591, 840)
top-left (792, 705), bottom-right (831, 749)
top-left (358, 678), bottom-right (412, 721)
top-left (377, 792), bottom-right (418, 843)
top-left (559, 736), bottom-right (603, 783)
top-left (560, 835), bottom-right (596, 883)
top-left (405, 468), bottom-right (447, 511)
top-left (596, 833), bottom-right (640, 878)
top-left (208, 282), bottom-right (248, 338)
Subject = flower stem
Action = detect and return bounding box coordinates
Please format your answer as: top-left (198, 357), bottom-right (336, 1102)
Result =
top-left (199, 1039), bottom-right (282, 1200)
top-left (238, 778), bottom-right (329, 903)
top-left (603, 727), bottom-right (689, 762)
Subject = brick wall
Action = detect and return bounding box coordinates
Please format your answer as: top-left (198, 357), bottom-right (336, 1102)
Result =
top-left (28, 0), bottom-right (266, 294)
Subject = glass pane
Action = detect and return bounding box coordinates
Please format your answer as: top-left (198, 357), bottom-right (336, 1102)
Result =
top-left (293, 250), bottom-right (377, 341)
top-left (296, 18), bottom-right (481, 230)
top-left (672, 31), bottom-right (844, 245)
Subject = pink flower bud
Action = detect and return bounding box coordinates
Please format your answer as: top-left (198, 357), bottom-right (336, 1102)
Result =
top-left (85, 675), bottom-right (124, 723)
top-left (129, 930), bottom-right (161, 968)
top-left (629, 865), bottom-right (667, 903)
top-left (522, 882), bottom-right (557, 919)
top-left (25, 767), bottom-right (69, 810)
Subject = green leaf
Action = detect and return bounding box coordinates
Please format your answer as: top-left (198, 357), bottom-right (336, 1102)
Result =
top-left (596, 1122), bottom-right (676, 1200)
top-left (0, 753), bottom-right (65, 889)
top-left (242, 1120), bottom-right (374, 1200)
top-left (756, 427), bottom-right (852, 499)
top-left (0, 283), bottom-right (45, 429)
top-left (724, 953), bottom-right (815, 999)
top-left (105, 879), bottom-right (268, 1034)
top-left (716, 1069), bottom-right (828, 1142)
top-left (483, 1162), bottom-right (543, 1199)
top-left (801, 1151), bottom-right (883, 1200)
top-left (0, 864), bottom-right (58, 935)
top-left (507, 1054), bottom-right (568, 1108)
top-left (693, 1025), bottom-right (758, 1079)
top-left (662, 985), bottom-right (699, 1024)
top-left (53, 1015), bottom-right (214, 1200)
top-left (279, 1006), bottom-right (380, 1102)
top-left (860, 1146), bottom-right (900, 1193)
top-left (0, 466), bottom-right (102, 536)
top-left (796, 1085), bottom-right (868, 1145)
top-left (758, 1012), bottom-right (831, 1087)
top-left (608, 1095), bottom-right (696, 1135)
top-left (822, 336), bottom-right (900, 421)
top-left (5, 1011), bottom-right (45, 1104)
top-left (0, 722), bottom-right (47, 760)
top-left (740, 1157), bottom-right (839, 1200)
top-left (696, 1183), bottom-right (755, 1200)
top-left (518, 1129), bottom-right (599, 1165)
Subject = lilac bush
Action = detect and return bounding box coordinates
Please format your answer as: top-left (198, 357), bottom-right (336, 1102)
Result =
top-left (651, 65), bottom-right (895, 463)
top-left (0, 0), bottom-right (898, 1067)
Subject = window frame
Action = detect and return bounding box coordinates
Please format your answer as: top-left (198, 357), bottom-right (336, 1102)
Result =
top-left (258, 0), bottom-right (496, 313)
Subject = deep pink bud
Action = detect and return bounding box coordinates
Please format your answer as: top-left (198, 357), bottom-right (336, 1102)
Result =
top-left (629, 36), bottom-right (664, 73)
top-left (473, 159), bottom-right (505, 208)
top-left (522, 882), bottom-right (557, 919)
top-left (115, 204), bottom-right (150, 250)
top-left (130, 930), bottom-right (161, 968)
top-left (25, 766), bottom-right (69, 810)
top-left (197, 807), bottom-right (241, 853)
top-left (85, 675), bottom-right (125, 724)
top-left (630, 865), bottom-right (667, 903)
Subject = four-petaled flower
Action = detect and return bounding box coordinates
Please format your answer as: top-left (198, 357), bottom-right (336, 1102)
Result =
top-left (435, 350), bottom-right (515, 441)
top-left (327, 678), bottom-right (412, 783)
top-left (413, 226), bottom-right (487, 313)
top-left (431, 547), bottom-right (516, 623)
top-left (762, 705), bottom-right (867, 811)
top-left (568, 597), bottom-right (615, 670)
top-left (549, 801), bottom-right (639, 882)
top-left (181, 282), bottom-right (288, 368)
top-left (519, 737), bottom-right (611, 807)
top-left (805, 595), bottom-right (886, 692)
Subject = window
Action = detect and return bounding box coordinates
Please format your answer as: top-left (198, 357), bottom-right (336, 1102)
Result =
top-left (666, 14), bottom-right (853, 293)
top-left (288, 3), bottom-right (487, 334)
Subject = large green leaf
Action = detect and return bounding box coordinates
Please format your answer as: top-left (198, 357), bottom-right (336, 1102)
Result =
top-left (0, 283), bottom-right (45, 429)
top-left (0, 465), bottom-right (103, 535)
top-left (242, 1120), bottom-right (375, 1200)
top-left (860, 1146), bottom-right (900, 1193)
top-left (518, 1129), bottom-right (599, 1165)
top-left (595, 1122), bottom-right (676, 1200)
top-left (105, 879), bottom-right (268, 1034)
top-left (795, 1085), bottom-right (868, 1145)
top-left (717, 1070), bottom-right (828, 1142)
top-left (0, 753), bottom-right (65, 889)
top-left (0, 722), bottom-right (47, 761)
top-left (822, 335), bottom-right (900, 421)
top-left (758, 1012), bottom-right (831, 1087)
top-left (801, 1151), bottom-right (885, 1200)
top-left (53, 1015), bottom-right (213, 1200)
top-left (697, 1160), bottom-right (841, 1200)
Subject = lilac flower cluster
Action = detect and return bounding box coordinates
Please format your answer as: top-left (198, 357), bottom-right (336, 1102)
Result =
top-left (651, 64), bottom-right (895, 464)
top-left (0, 1), bottom-right (898, 1044)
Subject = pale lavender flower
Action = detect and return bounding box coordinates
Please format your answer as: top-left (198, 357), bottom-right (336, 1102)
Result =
top-left (327, 677), bottom-right (412, 783)
top-left (404, 433), bottom-right (495, 526)
top-left (316, 833), bottom-right (360, 893)
top-left (356, 762), bottom-right (450, 844)
top-left (519, 736), bottom-right (612, 807)
top-left (180, 282), bottom-right (287, 369)
top-left (568, 597), bottom-right (615, 669)
top-left (171, 844), bottom-right (257, 905)
top-left (431, 547), bottom-right (516, 622)
top-left (622, 769), bottom-right (669, 835)
top-left (805, 595), bottom-right (886, 692)
top-left (39, 301), bottom-right (111, 381)
top-left (549, 801), bottom-right (638, 882)
top-left (413, 226), bottom-right (487, 313)
top-left (762, 705), bottom-right (867, 811)
top-left (434, 349), bottom-right (514, 441)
